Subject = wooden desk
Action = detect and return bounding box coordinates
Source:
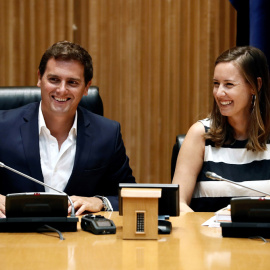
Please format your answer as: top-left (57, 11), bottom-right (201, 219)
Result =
top-left (1, 212), bottom-right (270, 270)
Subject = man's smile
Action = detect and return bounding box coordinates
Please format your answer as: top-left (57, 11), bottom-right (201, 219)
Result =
top-left (53, 96), bottom-right (71, 102)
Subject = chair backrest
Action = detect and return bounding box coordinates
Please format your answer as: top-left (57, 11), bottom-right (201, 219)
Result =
top-left (171, 134), bottom-right (186, 180)
top-left (0, 86), bottom-right (103, 116)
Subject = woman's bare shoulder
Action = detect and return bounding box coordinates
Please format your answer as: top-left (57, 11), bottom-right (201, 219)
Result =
top-left (186, 121), bottom-right (206, 140)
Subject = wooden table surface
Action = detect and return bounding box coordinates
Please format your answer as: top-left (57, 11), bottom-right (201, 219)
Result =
top-left (1, 212), bottom-right (270, 270)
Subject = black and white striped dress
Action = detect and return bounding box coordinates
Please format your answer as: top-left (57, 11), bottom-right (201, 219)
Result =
top-left (190, 118), bottom-right (270, 212)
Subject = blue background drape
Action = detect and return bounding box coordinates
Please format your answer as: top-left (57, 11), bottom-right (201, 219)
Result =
top-left (230, 0), bottom-right (270, 65)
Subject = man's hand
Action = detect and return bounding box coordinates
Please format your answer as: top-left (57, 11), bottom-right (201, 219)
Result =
top-left (68, 196), bottom-right (104, 216)
top-left (0, 194), bottom-right (6, 218)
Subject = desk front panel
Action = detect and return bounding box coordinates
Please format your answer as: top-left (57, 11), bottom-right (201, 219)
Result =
top-left (0, 212), bottom-right (270, 270)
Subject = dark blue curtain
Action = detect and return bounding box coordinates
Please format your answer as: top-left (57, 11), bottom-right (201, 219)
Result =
top-left (230, 0), bottom-right (270, 65)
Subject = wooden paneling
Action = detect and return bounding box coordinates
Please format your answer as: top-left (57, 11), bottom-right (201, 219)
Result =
top-left (0, 0), bottom-right (74, 85)
top-left (0, 0), bottom-right (236, 183)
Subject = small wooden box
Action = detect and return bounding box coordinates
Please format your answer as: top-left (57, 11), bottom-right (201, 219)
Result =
top-left (121, 188), bottom-right (161, 240)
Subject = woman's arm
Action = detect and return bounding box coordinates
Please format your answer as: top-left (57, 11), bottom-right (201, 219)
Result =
top-left (172, 122), bottom-right (206, 212)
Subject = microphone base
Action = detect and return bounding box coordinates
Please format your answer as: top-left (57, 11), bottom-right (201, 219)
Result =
top-left (221, 221), bottom-right (270, 238)
top-left (0, 216), bottom-right (78, 232)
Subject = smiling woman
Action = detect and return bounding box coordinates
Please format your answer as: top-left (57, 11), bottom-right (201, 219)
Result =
top-left (172, 46), bottom-right (270, 212)
top-left (212, 62), bottom-right (254, 137)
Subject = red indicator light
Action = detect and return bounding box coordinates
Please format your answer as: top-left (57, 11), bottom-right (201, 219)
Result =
top-left (34, 193), bottom-right (40, 196)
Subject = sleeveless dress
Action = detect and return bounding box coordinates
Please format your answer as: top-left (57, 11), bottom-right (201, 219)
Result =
top-left (190, 118), bottom-right (270, 212)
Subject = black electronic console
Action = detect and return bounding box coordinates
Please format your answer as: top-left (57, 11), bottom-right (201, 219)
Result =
top-left (81, 214), bottom-right (116, 235)
top-left (0, 216), bottom-right (78, 232)
top-left (118, 183), bottom-right (180, 217)
top-left (221, 197), bottom-right (270, 238)
top-left (0, 161), bottom-right (78, 233)
top-left (6, 192), bottom-right (68, 217)
top-left (0, 193), bottom-right (78, 232)
top-left (230, 197), bottom-right (270, 222)
top-left (118, 183), bottom-right (180, 234)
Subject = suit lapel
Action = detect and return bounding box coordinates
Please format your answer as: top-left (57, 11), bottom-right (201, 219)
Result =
top-left (20, 103), bottom-right (44, 191)
top-left (64, 108), bottom-right (92, 194)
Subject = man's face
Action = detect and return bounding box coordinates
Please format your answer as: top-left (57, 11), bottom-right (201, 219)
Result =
top-left (37, 58), bottom-right (91, 118)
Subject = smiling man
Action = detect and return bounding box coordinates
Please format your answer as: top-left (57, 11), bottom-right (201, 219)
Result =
top-left (0, 41), bottom-right (135, 217)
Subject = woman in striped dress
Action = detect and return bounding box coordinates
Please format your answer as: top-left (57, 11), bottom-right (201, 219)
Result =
top-left (172, 46), bottom-right (270, 212)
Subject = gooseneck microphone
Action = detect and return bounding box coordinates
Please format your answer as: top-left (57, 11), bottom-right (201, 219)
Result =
top-left (0, 161), bottom-right (76, 217)
top-left (205, 171), bottom-right (270, 197)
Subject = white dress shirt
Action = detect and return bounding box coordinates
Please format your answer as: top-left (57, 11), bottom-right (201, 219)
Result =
top-left (38, 103), bottom-right (77, 193)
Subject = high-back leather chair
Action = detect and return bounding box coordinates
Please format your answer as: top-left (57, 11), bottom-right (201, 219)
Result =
top-left (0, 86), bottom-right (103, 116)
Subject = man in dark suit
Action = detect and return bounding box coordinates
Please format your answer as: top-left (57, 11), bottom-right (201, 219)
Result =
top-left (0, 41), bottom-right (135, 217)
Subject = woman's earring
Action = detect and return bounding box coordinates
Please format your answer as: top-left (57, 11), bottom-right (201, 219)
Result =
top-left (252, 94), bottom-right (256, 110)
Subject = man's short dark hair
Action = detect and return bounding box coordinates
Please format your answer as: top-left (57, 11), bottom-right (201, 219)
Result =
top-left (38, 41), bottom-right (93, 85)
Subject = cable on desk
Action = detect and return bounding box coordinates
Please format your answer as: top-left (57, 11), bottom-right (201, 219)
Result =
top-left (249, 236), bottom-right (269, 243)
top-left (38, 224), bottom-right (65, 240)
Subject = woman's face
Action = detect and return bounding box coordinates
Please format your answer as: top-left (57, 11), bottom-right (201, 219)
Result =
top-left (213, 62), bottom-right (254, 120)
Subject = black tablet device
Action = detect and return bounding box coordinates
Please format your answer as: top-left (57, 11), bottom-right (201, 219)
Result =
top-left (231, 197), bottom-right (270, 222)
top-left (118, 183), bottom-right (180, 216)
top-left (5, 192), bottom-right (68, 218)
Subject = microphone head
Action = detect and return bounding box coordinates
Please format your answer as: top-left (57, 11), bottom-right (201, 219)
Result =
top-left (205, 171), bottom-right (221, 180)
top-left (205, 171), bottom-right (213, 179)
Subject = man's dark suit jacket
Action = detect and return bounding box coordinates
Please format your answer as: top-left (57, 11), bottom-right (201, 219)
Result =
top-left (0, 102), bottom-right (135, 210)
